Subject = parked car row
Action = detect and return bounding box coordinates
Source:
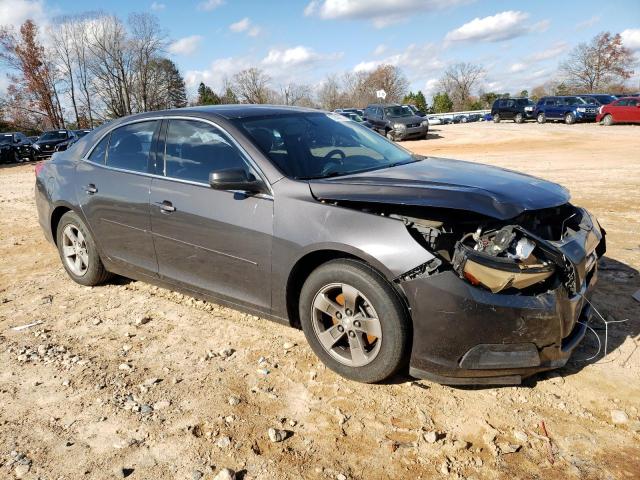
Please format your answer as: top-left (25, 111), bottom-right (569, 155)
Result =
top-left (491, 95), bottom-right (640, 125)
top-left (0, 129), bottom-right (93, 164)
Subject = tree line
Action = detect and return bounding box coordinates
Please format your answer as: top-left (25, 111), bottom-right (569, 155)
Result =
top-left (0, 13), bottom-right (636, 133)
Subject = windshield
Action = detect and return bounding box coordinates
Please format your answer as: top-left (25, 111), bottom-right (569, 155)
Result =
top-left (564, 97), bottom-right (586, 106)
top-left (39, 131), bottom-right (68, 141)
top-left (346, 113), bottom-right (364, 122)
top-left (235, 112), bottom-right (417, 180)
top-left (384, 106), bottom-right (412, 117)
top-left (517, 99), bottom-right (534, 106)
top-left (0, 135), bottom-right (13, 145)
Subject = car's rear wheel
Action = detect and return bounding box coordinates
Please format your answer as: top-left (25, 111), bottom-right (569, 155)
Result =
top-left (56, 211), bottom-right (112, 286)
top-left (514, 113), bottom-right (524, 124)
top-left (603, 114), bottom-right (613, 126)
top-left (385, 130), bottom-right (395, 141)
top-left (14, 151), bottom-right (22, 164)
top-left (493, 114), bottom-right (500, 123)
top-left (564, 112), bottom-right (575, 125)
top-left (299, 259), bottom-right (409, 383)
top-left (537, 112), bottom-right (546, 124)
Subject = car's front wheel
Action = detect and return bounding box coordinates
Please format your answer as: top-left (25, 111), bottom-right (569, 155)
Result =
top-left (537, 112), bottom-right (546, 124)
top-left (565, 112), bottom-right (576, 125)
top-left (56, 211), bottom-right (112, 286)
top-left (514, 113), bottom-right (524, 124)
top-left (493, 113), bottom-right (500, 123)
top-left (299, 259), bottom-right (409, 383)
top-left (603, 114), bottom-right (614, 126)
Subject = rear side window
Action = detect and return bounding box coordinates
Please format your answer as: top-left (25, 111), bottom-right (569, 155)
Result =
top-left (628, 99), bottom-right (638, 106)
top-left (106, 121), bottom-right (157, 173)
top-left (163, 119), bottom-right (249, 184)
top-left (545, 99), bottom-right (557, 106)
top-left (89, 134), bottom-right (110, 164)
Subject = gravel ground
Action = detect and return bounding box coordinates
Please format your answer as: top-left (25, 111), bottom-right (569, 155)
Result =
top-left (1, 121), bottom-right (639, 479)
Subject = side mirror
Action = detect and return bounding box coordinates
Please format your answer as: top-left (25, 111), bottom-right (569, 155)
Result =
top-left (209, 168), bottom-right (265, 193)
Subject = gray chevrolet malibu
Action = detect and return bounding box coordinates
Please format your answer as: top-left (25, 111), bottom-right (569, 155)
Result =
top-left (35, 106), bottom-right (606, 385)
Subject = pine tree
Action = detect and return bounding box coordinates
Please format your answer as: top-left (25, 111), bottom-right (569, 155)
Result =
top-left (432, 92), bottom-right (453, 113)
top-left (196, 82), bottom-right (221, 105)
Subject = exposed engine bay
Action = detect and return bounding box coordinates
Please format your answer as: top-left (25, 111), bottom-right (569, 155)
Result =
top-left (330, 201), bottom-right (604, 295)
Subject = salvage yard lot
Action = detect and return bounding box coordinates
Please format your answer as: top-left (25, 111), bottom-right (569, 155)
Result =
top-left (1, 122), bottom-right (639, 479)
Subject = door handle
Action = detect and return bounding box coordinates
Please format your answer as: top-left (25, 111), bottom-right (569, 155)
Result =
top-left (85, 184), bottom-right (97, 195)
top-left (156, 200), bottom-right (175, 213)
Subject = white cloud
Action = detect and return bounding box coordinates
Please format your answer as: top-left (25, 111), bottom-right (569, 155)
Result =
top-left (509, 63), bottom-right (526, 73)
top-left (528, 42), bottom-right (569, 61)
top-left (262, 46), bottom-right (341, 67)
top-left (445, 11), bottom-right (536, 44)
top-left (575, 15), bottom-right (600, 31)
top-left (373, 44), bottom-right (387, 56)
top-left (0, 0), bottom-right (48, 28)
top-left (168, 35), bottom-right (203, 56)
top-left (229, 17), bottom-right (261, 37)
top-left (150, 2), bottom-right (165, 11)
top-left (353, 60), bottom-right (382, 73)
top-left (304, 0), bottom-right (472, 28)
top-left (621, 29), bottom-right (640, 51)
top-left (197, 0), bottom-right (224, 12)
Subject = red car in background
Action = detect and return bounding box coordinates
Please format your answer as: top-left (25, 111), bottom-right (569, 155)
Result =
top-left (596, 97), bottom-right (640, 125)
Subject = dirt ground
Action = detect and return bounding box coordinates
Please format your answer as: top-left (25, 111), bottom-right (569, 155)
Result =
top-left (1, 121), bottom-right (639, 480)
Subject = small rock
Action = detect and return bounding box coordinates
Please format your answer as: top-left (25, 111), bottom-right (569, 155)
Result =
top-left (153, 400), bottom-right (170, 411)
top-left (119, 363), bottom-right (132, 371)
top-left (283, 342), bottom-right (296, 349)
top-left (611, 410), bottom-right (629, 424)
top-left (257, 368), bottom-right (270, 375)
top-left (219, 348), bottom-right (235, 358)
top-left (93, 318), bottom-right (102, 326)
top-left (228, 396), bottom-right (241, 406)
top-left (513, 430), bottom-right (528, 443)
top-left (268, 427), bottom-right (287, 442)
top-left (216, 436), bottom-right (232, 448)
top-left (136, 316), bottom-right (151, 326)
top-left (14, 464), bottom-right (31, 478)
top-left (192, 470), bottom-right (203, 480)
top-left (336, 475), bottom-right (347, 480)
top-left (423, 431), bottom-right (438, 443)
top-left (62, 379), bottom-right (70, 387)
top-left (140, 405), bottom-right (153, 414)
top-left (213, 468), bottom-right (236, 480)
top-left (143, 377), bottom-right (160, 387)
top-left (498, 442), bottom-right (521, 454)
top-left (439, 461), bottom-right (450, 475)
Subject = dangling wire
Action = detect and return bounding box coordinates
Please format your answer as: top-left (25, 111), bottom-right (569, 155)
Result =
top-left (575, 294), bottom-right (630, 363)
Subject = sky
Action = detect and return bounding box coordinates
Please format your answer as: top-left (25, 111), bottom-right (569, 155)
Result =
top-left (1, 0), bottom-right (639, 101)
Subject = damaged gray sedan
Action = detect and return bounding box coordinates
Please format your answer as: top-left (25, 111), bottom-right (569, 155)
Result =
top-left (35, 106), bottom-right (606, 385)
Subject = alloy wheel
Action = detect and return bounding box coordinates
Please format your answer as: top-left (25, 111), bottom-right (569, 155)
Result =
top-left (311, 283), bottom-right (382, 367)
top-left (62, 224), bottom-right (89, 276)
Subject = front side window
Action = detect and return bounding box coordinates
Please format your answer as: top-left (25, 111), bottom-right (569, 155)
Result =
top-left (106, 121), bottom-right (157, 173)
top-left (384, 106), bottom-right (412, 117)
top-left (164, 119), bottom-right (249, 184)
top-left (565, 97), bottom-right (586, 106)
top-left (236, 112), bottom-right (418, 180)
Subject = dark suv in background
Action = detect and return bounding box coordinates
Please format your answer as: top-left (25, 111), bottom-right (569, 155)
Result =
top-left (0, 132), bottom-right (35, 163)
top-left (534, 96), bottom-right (599, 124)
top-left (491, 98), bottom-right (535, 123)
top-left (576, 94), bottom-right (617, 106)
top-left (32, 130), bottom-right (77, 159)
top-left (363, 104), bottom-right (428, 141)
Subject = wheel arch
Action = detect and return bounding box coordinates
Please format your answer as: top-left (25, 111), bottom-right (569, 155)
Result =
top-left (49, 202), bottom-right (76, 246)
top-left (285, 247), bottom-right (408, 329)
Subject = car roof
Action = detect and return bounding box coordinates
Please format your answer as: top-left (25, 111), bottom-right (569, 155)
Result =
top-left (176, 104), bottom-right (319, 119)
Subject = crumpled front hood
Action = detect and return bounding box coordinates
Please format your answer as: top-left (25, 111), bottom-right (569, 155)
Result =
top-left (308, 157), bottom-right (570, 220)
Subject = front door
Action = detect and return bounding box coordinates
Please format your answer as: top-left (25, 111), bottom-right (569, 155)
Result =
top-left (149, 118), bottom-right (273, 310)
top-left (75, 120), bottom-right (160, 274)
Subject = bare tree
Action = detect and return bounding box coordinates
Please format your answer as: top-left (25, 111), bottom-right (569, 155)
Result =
top-left (129, 13), bottom-right (167, 112)
top-left (438, 62), bottom-right (485, 110)
top-left (317, 74), bottom-right (346, 110)
top-left (279, 82), bottom-right (313, 106)
top-left (0, 20), bottom-right (65, 128)
top-left (49, 18), bottom-right (81, 126)
top-left (232, 68), bottom-right (272, 104)
top-left (360, 64), bottom-right (408, 104)
top-left (560, 32), bottom-right (634, 92)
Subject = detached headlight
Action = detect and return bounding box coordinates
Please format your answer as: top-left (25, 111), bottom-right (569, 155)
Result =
top-left (393, 123), bottom-right (407, 131)
top-left (452, 226), bottom-right (555, 293)
top-left (576, 107), bottom-right (586, 113)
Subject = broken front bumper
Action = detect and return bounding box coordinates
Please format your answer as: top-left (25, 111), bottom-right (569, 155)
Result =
top-left (401, 209), bottom-right (605, 385)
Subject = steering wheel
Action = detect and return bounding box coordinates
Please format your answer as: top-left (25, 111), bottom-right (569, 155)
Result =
top-left (320, 149), bottom-right (346, 176)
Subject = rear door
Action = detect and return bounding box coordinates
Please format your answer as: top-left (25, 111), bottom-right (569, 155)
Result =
top-left (627, 98), bottom-right (640, 123)
top-left (75, 120), bottom-right (160, 275)
top-left (149, 118), bottom-right (273, 310)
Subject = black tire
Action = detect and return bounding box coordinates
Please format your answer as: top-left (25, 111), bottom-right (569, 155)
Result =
top-left (603, 114), bottom-right (613, 126)
top-left (537, 112), bottom-right (546, 124)
top-left (493, 114), bottom-right (500, 123)
top-left (564, 112), bottom-right (575, 125)
top-left (385, 130), bottom-right (395, 141)
top-left (299, 259), bottom-right (410, 383)
top-left (14, 151), bottom-right (22, 164)
top-left (56, 211), bottom-right (112, 286)
top-left (514, 113), bottom-right (524, 124)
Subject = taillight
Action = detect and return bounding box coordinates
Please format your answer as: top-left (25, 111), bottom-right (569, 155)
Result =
top-left (34, 161), bottom-right (45, 176)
